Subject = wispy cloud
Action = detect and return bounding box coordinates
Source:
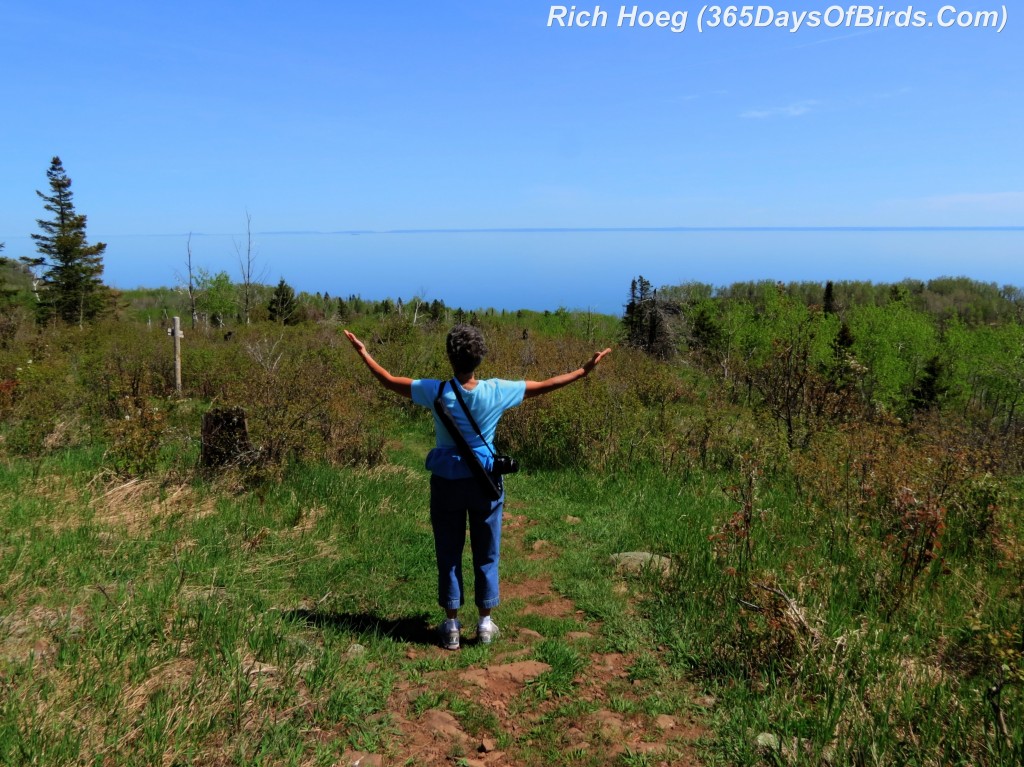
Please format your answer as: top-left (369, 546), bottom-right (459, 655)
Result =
top-left (741, 100), bottom-right (819, 119)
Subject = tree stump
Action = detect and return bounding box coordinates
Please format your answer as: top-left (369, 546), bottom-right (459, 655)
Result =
top-left (201, 406), bottom-right (252, 468)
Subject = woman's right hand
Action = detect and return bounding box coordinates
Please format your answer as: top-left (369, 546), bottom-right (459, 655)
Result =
top-left (583, 347), bottom-right (612, 374)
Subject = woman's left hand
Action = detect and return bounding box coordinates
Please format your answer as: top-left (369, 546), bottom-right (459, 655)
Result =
top-left (344, 330), bottom-right (366, 354)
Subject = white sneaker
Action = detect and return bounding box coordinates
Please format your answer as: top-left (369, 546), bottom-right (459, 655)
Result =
top-left (477, 620), bottom-right (499, 645)
top-left (439, 619), bottom-right (461, 650)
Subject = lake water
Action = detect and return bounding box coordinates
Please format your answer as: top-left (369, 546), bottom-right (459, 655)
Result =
top-left (5, 227), bottom-right (1022, 315)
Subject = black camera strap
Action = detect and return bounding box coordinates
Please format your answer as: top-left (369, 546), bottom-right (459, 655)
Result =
top-left (433, 380), bottom-right (501, 501)
top-left (448, 378), bottom-right (496, 459)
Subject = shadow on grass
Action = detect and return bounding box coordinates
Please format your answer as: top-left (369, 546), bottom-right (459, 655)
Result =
top-left (284, 609), bottom-right (438, 646)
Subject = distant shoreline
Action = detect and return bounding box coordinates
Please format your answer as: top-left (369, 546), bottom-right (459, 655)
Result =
top-left (11, 226), bottom-right (1017, 239)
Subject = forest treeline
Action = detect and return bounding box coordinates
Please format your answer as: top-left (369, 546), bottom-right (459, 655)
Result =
top-left (4, 253), bottom-right (1024, 468)
top-left (5, 252), bottom-right (1024, 328)
top-left (623, 274), bottom-right (1024, 454)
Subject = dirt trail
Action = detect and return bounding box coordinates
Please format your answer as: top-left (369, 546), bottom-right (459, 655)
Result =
top-left (343, 512), bottom-right (707, 767)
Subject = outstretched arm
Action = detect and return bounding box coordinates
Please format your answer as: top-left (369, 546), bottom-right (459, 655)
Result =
top-left (344, 330), bottom-right (413, 399)
top-left (524, 348), bottom-right (612, 399)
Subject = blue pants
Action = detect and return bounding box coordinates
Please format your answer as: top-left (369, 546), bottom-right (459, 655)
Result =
top-left (429, 474), bottom-right (504, 611)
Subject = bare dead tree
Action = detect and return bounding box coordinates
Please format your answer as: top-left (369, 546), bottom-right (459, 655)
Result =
top-left (236, 210), bottom-right (267, 326)
top-left (411, 288), bottom-right (427, 325)
top-left (185, 233), bottom-right (199, 329)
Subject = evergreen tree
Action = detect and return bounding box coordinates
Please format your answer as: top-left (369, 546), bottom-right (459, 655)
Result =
top-left (23, 157), bottom-right (108, 325)
top-left (833, 321), bottom-right (855, 356)
top-left (623, 275), bottom-right (677, 359)
top-left (268, 278), bottom-right (297, 325)
top-left (910, 355), bottom-right (947, 411)
top-left (823, 280), bottom-right (836, 315)
top-left (688, 301), bottom-right (722, 353)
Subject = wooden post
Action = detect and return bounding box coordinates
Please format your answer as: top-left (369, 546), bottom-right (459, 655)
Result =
top-left (173, 315), bottom-right (182, 395)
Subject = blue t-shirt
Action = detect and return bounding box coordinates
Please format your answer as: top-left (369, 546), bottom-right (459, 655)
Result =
top-left (411, 377), bottom-right (526, 478)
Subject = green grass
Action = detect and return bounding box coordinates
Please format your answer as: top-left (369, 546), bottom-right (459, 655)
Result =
top-left (2, 402), bottom-right (1023, 765)
top-left (0, 430), bottom-right (684, 764)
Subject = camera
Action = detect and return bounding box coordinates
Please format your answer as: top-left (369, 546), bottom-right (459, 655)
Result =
top-left (492, 455), bottom-right (519, 475)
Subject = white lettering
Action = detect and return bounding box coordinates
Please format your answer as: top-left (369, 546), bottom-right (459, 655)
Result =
top-left (615, 6), bottom-right (687, 31)
top-left (548, 5), bottom-right (568, 26)
top-left (976, 9), bottom-right (1000, 27)
top-left (823, 5), bottom-right (846, 27)
top-left (788, 11), bottom-right (810, 32)
top-left (854, 6), bottom-right (873, 26)
top-left (548, 5), bottom-right (608, 28)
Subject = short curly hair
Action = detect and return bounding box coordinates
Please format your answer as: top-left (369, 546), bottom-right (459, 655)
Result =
top-left (446, 324), bottom-right (487, 374)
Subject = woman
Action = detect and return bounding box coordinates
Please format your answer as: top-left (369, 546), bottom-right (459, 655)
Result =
top-left (345, 325), bottom-right (611, 650)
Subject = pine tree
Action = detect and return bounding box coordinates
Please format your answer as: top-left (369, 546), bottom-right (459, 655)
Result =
top-left (622, 275), bottom-right (677, 358)
top-left (23, 157), bottom-right (108, 325)
top-left (823, 280), bottom-right (836, 315)
top-left (910, 355), bottom-right (947, 411)
top-left (268, 278), bottom-right (297, 325)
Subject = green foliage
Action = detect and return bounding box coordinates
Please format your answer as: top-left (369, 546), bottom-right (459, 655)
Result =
top-left (944, 319), bottom-right (1024, 435)
top-left (105, 393), bottom-right (168, 477)
top-left (268, 278), bottom-right (299, 325)
top-left (194, 268), bottom-right (235, 327)
top-left (716, 275), bottom-right (1024, 325)
top-left (24, 157), bottom-right (109, 326)
top-left (0, 249), bottom-right (36, 316)
top-left (740, 293), bottom-right (852, 448)
top-left (116, 285), bottom-right (183, 324)
top-left (847, 301), bottom-right (939, 414)
top-left (500, 343), bottom-right (669, 471)
top-left (220, 328), bottom-right (387, 467)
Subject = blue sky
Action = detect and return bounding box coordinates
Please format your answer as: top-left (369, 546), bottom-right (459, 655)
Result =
top-left (1, 2), bottom-right (1021, 312)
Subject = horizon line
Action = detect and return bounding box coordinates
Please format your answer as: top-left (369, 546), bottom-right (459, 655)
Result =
top-left (17, 225), bottom-right (1021, 238)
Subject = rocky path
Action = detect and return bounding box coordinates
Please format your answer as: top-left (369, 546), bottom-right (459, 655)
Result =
top-left (340, 511), bottom-right (707, 767)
